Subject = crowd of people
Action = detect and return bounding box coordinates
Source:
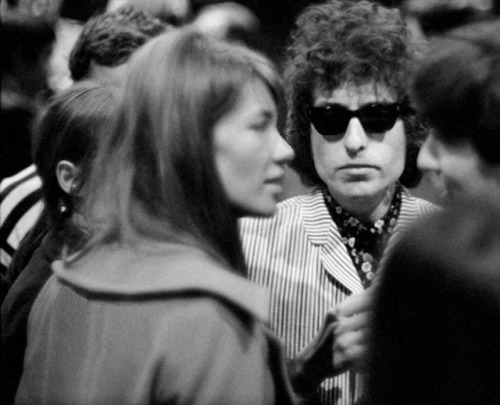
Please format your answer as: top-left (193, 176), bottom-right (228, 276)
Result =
top-left (2, 0), bottom-right (500, 404)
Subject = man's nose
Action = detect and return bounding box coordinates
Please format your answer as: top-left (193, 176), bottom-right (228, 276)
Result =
top-left (344, 118), bottom-right (368, 154)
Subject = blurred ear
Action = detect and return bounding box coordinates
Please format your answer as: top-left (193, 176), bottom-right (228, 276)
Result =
top-left (56, 160), bottom-right (81, 194)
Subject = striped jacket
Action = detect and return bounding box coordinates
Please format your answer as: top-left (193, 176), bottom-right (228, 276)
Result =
top-left (0, 165), bottom-right (43, 275)
top-left (240, 187), bottom-right (436, 405)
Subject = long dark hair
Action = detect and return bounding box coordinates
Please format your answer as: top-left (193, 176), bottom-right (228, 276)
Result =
top-left (83, 29), bottom-right (285, 275)
top-left (34, 81), bottom-right (117, 232)
top-left (8, 82), bottom-right (117, 281)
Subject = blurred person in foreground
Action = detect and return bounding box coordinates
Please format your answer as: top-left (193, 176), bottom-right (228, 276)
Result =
top-left (13, 27), bottom-right (335, 404)
top-left (240, 1), bottom-right (436, 403)
top-left (412, 19), bottom-right (500, 206)
top-left (366, 196), bottom-right (500, 405)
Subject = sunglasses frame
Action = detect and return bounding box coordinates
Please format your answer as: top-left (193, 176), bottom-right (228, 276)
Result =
top-left (310, 102), bottom-right (413, 137)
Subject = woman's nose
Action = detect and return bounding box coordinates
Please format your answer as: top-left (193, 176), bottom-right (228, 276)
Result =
top-left (275, 131), bottom-right (295, 164)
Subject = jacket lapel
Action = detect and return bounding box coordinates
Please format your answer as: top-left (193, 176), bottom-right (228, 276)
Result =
top-left (303, 188), bottom-right (364, 294)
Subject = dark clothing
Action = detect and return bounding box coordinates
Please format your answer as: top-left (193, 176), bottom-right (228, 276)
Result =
top-left (1, 221), bottom-right (84, 405)
top-left (0, 105), bottom-right (36, 183)
top-left (0, 230), bottom-right (61, 405)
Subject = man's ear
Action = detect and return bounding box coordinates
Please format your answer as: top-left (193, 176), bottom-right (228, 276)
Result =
top-left (56, 160), bottom-right (81, 195)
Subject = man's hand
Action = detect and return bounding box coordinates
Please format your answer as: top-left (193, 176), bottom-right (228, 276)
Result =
top-left (333, 289), bottom-right (373, 373)
top-left (288, 310), bottom-right (337, 397)
top-left (288, 289), bottom-right (374, 397)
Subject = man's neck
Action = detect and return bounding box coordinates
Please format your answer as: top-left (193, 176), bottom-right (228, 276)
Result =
top-left (329, 184), bottom-right (397, 224)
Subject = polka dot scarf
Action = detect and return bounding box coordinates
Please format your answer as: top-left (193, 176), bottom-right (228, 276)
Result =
top-left (324, 184), bottom-right (402, 288)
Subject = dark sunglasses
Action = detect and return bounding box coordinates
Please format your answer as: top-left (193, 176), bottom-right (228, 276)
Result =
top-left (310, 102), bottom-right (412, 136)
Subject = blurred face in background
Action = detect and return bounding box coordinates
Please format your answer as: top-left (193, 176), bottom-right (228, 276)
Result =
top-left (417, 130), bottom-right (500, 204)
top-left (213, 78), bottom-right (294, 217)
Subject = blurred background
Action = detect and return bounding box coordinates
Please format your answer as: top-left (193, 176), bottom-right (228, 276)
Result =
top-left (3, 0), bottom-right (500, 203)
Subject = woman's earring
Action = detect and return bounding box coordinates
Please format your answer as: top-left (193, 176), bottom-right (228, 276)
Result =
top-left (58, 198), bottom-right (68, 214)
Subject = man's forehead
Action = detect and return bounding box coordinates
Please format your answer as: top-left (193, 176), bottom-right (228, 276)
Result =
top-left (313, 81), bottom-right (396, 102)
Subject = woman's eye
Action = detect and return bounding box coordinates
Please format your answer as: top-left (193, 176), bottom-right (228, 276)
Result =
top-left (251, 121), bottom-right (269, 131)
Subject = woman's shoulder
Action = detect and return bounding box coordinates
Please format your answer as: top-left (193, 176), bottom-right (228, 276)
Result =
top-left (52, 242), bottom-right (270, 322)
top-left (150, 294), bottom-right (288, 405)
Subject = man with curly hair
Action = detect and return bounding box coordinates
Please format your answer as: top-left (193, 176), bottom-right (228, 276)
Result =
top-left (240, 1), bottom-right (437, 403)
top-left (69, 6), bottom-right (167, 83)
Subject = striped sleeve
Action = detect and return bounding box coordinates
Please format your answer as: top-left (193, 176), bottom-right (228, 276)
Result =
top-left (0, 165), bottom-right (43, 274)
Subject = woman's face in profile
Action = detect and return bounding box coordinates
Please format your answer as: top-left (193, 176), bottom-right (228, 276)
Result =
top-left (212, 78), bottom-right (294, 217)
top-left (417, 130), bottom-right (496, 204)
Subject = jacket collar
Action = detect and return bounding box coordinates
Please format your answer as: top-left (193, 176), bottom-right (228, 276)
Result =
top-left (302, 186), bottom-right (424, 293)
top-left (302, 188), bottom-right (334, 245)
top-left (302, 186), bottom-right (421, 243)
top-left (53, 242), bottom-right (269, 322)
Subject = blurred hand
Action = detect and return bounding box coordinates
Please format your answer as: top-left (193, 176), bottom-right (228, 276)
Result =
top-left (333, 289), bottom-right (374, 373)
top-left (288, 289), bottom-right (374, 397)
top-left (288, 309), bottom-right (337, 397)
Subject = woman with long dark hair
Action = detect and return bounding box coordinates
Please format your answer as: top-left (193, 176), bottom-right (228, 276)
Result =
top-left (15, 29), bottom-right (299, 404)
top-left (1, 81), bottom-right (117, 405)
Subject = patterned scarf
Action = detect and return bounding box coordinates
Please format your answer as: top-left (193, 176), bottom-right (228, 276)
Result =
top-left (324, 184), bottom-right (402, 288)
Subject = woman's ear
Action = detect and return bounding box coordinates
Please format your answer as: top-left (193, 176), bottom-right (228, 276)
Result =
top-left (56, 160), bottom-right (81, 195)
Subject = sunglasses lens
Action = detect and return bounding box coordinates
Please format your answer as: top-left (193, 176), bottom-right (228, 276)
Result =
top-left (359, 104), bottom-right (399, 133)
top-left (311, 103), bottom-right (401, 136)
top-left (311, 105), bottom-right (351, 136)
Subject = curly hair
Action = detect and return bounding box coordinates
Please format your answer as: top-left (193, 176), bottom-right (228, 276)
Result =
top-left (69, 6), bottom-right (167, 81)
top-left (284, 0), bottom-right (426, 188)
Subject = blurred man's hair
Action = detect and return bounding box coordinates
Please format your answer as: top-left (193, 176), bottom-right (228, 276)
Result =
top-left (69, 6), bottom-right (167, 81)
